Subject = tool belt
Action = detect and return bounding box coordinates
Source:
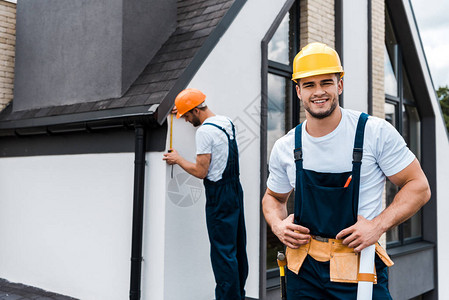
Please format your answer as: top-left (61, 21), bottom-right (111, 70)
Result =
top-left (285, 236), bottom-right (394, 284)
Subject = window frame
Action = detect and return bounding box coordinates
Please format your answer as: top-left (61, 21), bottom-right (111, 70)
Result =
top-left (260, 0), bottom-right (301, 292)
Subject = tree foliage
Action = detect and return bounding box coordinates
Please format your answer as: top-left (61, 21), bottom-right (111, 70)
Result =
top-left (437, 85), bottom-right (449, 133)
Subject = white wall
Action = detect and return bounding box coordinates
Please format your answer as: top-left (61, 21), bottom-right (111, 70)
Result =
top-left (142, 152), bottom-right (168, 300)
top-left (0, 153), bottom-right (135, 299)
top-left (0, 150), bottom-right (183, 300)
top-left (158, 0), bottom-right (290, 299)
top-left (342, 0), bottom-right (369, 112)
top-left (162, 120), bottom-right (215, 300)
top-left (435, 107), bottom-right (449, 300)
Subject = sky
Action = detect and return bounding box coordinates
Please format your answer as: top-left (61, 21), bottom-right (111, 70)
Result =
top-left (410, 0), bottom-right (449, 89)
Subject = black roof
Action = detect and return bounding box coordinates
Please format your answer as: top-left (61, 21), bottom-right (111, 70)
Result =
top-left (0, 0), bottom-right (245, 133)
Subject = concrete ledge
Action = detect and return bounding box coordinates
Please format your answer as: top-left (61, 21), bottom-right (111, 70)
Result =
top-left (388, 242), bottom-right (435, 299)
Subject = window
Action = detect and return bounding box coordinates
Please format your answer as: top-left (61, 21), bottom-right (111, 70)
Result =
top-left (263, 1), bottom-right (301, 282)
top-left (384, 10), bottom-right (423, 247)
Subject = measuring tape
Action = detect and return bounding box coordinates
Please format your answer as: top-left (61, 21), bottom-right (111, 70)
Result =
top-left (169, 113), bottom-right (174, 178)
top-left (169, 113), bottom-right (173, 150)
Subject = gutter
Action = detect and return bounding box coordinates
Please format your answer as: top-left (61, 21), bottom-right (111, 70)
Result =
top-left (0, 104), bottom-right (159, 137)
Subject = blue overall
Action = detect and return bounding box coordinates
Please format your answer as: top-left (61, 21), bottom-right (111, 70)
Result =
top-left (287, 113), bottom-right (392, 299)
top-left (202, 121), bottom-right (249, 300)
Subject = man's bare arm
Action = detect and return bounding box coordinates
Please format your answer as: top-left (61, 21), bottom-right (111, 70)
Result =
top-left (163, 149), bottom-right (211, 179)
top-left (337, 158), bottom-right (431, 251)
top-left (262, 188), bottom-right (310, 248)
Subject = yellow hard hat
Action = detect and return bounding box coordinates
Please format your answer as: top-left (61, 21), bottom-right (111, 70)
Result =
top-left (174, 88), bottom-right (206, 119)
top-left (291, 42), bottom-right (344, 82)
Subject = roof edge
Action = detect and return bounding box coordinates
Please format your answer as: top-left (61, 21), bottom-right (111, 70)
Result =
top-left (156, 0), bottom-right (247, 125)
top-left (0, 104), bottom-right (159, 136)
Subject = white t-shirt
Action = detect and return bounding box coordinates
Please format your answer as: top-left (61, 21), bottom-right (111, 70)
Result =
top-left (196, 115), bottom-right (235, 182)
top-left (267, 108), bottom-right (415, 220)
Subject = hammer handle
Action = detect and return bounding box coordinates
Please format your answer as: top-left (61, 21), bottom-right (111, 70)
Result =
top-left (280, 275), bottom-right (286, 300)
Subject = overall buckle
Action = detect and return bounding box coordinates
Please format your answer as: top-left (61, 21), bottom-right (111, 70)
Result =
top-left (294, 148), bottom-right (303, 161)
top-left (353, 148), bottom-right (363, 163)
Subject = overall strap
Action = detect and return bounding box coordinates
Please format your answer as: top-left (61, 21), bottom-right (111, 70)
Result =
top-left (202, 122), bottom-right (230, 140)
top-left (351, 112), bottom-right (369, 219)
top-left (294, 123), bottom-right (303, 168)
top-left (293, 123), bottom-right (304, 224)
top-left (230, 120), bottom-right (236, 140)
top-left (228, 120), bottom-right (240, 175)
top-left (203, 120), bottom-right (240, 178)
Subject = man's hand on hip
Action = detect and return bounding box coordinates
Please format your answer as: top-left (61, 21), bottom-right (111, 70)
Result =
top-left (272, 214), bottom-right (310, 249)
top-left (336, 215), bottom-right (382, 252)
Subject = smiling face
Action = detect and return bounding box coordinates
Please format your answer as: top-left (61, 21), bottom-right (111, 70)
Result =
top-left (296, 73), bottom-right (343, 120)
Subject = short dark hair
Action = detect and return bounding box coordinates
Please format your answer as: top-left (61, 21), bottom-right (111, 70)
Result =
top-left (186, 103), bottom-right (207, 114)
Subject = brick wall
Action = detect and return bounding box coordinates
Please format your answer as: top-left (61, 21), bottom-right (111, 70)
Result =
top-left (372, 0), bottom-right (385, 119)
top-left (298, 0), bottom-right (335, 122)
top-left (300, 0), bottom-right (335, 49)
top-left (0, 0), bottom-right (15, 112)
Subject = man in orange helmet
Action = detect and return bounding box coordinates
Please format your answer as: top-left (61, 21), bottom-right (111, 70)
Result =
top-left (262, 43), bottom-right (430, 298)
top-left (163, 88), bottom-right (248, 300)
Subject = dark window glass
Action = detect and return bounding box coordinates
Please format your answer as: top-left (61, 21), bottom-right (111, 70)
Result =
top-left (268, 12), bottom-right (290, 65)
top-left (265, 2), bottom-right (300, 273)
top-left (267, 73), bottom-right (289, 162)
top-left (385, 102), bottom-right (397, 127)
top-left (386, 180), bottom-right (400, 245)
top-left (403, 65), bottom-right (415, 104)
top-left (384, 9), bottom-right (423, 248)
top-left (384, 46), bottom-right (398, 97)
top-left (403, 105), bottom-right (421, 159)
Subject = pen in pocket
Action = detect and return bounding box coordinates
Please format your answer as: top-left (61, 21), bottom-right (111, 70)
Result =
top-left (343, 175), bottom-right (352, 188)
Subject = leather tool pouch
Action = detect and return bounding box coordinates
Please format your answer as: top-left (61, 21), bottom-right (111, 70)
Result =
top-left (375, 242), bottom-right (394, 267)
top-left (285, 245), bottom-right (309, 274)
top-left (286, 240), bottom-right (393, 284)
top-left (329, 242), bottom-right (394, 283)
top-left (330, 252), bottom-right (361, 283)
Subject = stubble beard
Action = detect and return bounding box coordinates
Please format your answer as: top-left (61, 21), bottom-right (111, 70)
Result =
top-left (304, 98), bottom-right (338, 119)
top-left (191, 115), bottom-right (201, 127)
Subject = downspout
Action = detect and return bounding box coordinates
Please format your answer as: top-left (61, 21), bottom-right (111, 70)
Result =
top-left (129, 124), bottom-right (146, 300)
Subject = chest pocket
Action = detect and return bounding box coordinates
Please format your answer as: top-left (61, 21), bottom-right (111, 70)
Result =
top-left (293, 113), bottom-right (369, 238)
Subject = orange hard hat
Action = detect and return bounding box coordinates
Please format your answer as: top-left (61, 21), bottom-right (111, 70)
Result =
top-left (174, 88), bottom-right (206, 119)
top-left (292, 42), bottom-right (344, 82)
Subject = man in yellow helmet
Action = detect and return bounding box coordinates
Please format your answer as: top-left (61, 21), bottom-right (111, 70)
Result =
top-left (163, 88), bottom-right (248, 300)
top-left (262, 42), bottom-right (430, 298)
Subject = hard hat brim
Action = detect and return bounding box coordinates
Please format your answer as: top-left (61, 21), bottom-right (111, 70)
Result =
top-left (292, 69), bottom-right (344, 82)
